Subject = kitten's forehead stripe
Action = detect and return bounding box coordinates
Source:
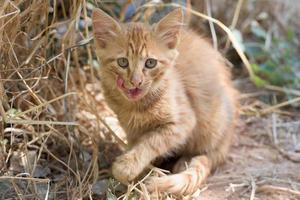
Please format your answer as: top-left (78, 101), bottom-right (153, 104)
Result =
top-left (128, 42), bottom-right (135, 56)
top-left (126, 23), bottom-right (150, 58)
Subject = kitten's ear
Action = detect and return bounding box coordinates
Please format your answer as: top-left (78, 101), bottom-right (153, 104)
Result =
top-left (154, 8), bottom-right (184, 49)
top-left (92, 8), bottom-right (121, 48)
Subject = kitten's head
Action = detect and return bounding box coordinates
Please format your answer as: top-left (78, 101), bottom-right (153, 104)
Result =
top-left (92, 8), bottom-right (183, 102)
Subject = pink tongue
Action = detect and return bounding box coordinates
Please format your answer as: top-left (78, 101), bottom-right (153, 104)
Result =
top-left (117, 76), bottom-right (124, 88)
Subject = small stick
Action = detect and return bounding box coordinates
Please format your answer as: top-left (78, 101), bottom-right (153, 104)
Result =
top-left (257, 185), bottom-right (300, 196)
top-left (0, 99), bottom-right (7, 128)
top-left (250, 177), bottom-right (256, 200)
top-left (224, 0), bottom-right (244, 52)
top-left (0, 1), bottom-right (20, 29)
top-left (5, 119), bottom-right (78, 126)
top-left (271, 113), bottom-right (278, 144)
top-left (0, 176), bottom-right (49, 182)
top-left (83, 0), bottom-right (95, 83)
top-left (265, 85), bottom-right (300, 97)
top-left (239, 91), bottom-right (269, 99)
top-left (273, 145), bottom-right (300, 163)
top-left (205, 0), bottom-right (218, 49)
top-left (260, 96), bottom-right (300, 114)
top-left (13, 92), bottom-right (76, 118)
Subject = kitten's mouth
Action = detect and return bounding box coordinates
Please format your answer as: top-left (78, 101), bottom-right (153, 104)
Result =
top-left (126, 88), bottom-right (143, 100)
top-left (117, 76), bottom-right (144, 101)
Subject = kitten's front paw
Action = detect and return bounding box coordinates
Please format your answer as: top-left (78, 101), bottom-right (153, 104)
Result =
top-left (112, 152), bottom-right (142, 184)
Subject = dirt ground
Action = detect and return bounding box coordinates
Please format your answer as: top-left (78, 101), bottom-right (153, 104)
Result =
top-left (199, 121), bottom-right (300, 200)
top-left (190, 79), bottom-right (300, 200)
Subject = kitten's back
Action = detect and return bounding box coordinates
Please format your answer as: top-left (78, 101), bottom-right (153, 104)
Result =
top-left (175, 29), bottom-right (238, 154)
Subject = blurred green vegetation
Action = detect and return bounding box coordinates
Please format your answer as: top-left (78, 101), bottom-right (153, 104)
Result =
top-left (244, 25), bottom-right (300, 89)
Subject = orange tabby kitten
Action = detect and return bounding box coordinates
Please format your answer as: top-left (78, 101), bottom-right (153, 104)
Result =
top-left (92, 8), bottom-right (238, 195)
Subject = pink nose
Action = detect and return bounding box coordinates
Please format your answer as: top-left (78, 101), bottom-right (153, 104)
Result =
top-left (130, 75), bottom-right (143, 87)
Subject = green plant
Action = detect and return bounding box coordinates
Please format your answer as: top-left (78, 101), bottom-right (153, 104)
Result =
top-left (244, 24), bottom-right (300, 89)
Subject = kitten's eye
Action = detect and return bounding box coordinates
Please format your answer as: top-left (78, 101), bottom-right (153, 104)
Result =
top-left (117, 57), bottom-right (129, 68)
top-left (145, 58), bottom-right (157, 69)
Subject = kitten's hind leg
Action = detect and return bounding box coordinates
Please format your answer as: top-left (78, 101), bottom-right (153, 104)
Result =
top-left (147, 145), bottom-right (232, 195)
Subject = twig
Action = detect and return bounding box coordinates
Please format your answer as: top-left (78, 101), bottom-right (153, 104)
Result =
top-left (0, 176), bottom-right (49, 182)
top-left (260, 96), bottom-right (300, 114)
top-left (257, 185), bottom-right (300, 196)
top-left (273, 145), bottom-right (300, 163)
top-left (83, 0), bottom-right (95, 83)
top-left (64, 49), bottom-right (71, 122)
top-left (250, 177), bottom-right (256, 200)
top-left (205, 0), bottom-right (218, 49)
top-left (230, 0), bottom-right (244, 31)
top-left (271, 113), bottom-right (278, 144)
top-left (276, 120), bottom-right (300, 128)
top-left (239, 91), bottom-right (269, 99)
top-left (265, 85), bottom-right (300, 97)
top-left (0, 99), bottom-right (7, 126)
top-left (0, 1), bottom-right (20, 29)
top-left (127, 167), bottom-right (156, 197)
top-left (226, 182), bottom-right (248, 192)
top-left (5, 119), bottom-right (78, 126)
top-left (13, 92), bottom-right (76, 118)
top-left (224, 0), bottom-right (244, 52)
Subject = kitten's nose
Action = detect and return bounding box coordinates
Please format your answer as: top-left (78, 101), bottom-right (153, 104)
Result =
top-left (130, 74), bottom-right (143, 87)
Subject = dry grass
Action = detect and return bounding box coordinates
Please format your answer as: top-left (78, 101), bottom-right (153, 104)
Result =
top-left (0, 0), bottom-right (300, 199)
top-left (0, 1), bottom-right (100, 199)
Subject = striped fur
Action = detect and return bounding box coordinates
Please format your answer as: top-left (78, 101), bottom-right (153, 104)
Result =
top-left (92, 8), bottom-right (238, 195)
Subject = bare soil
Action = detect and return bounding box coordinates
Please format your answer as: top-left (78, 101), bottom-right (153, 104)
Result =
top-left (199, 121), bottom-right (300, 200)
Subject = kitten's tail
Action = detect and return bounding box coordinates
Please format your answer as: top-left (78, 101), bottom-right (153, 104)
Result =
top-left (146, 155), bottom-right (212, 195)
